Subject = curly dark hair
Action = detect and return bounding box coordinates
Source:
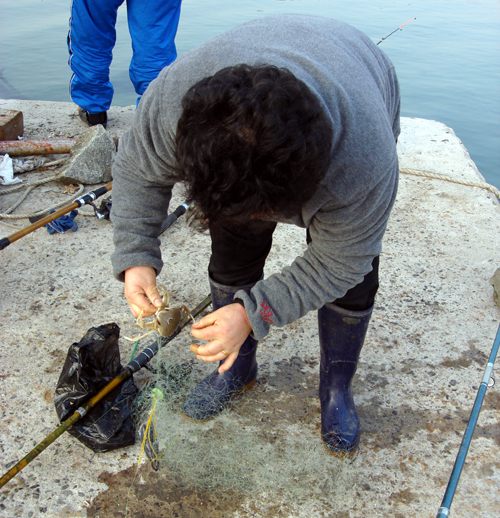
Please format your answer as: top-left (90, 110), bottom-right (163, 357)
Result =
top-left (174, 64), bottom-right (333, 227)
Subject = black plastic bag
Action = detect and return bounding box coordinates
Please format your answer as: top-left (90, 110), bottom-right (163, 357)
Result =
top-left (54, 323), bottom-right (138, 452)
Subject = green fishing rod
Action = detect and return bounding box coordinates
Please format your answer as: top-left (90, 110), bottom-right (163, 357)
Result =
top-left (0, 294), bottom-right (212, 490)
top-left (437, 323), bottom-right (500, 517)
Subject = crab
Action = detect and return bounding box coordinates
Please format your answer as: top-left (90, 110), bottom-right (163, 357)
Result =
top-left (125, 284), bottom-right (194, 341)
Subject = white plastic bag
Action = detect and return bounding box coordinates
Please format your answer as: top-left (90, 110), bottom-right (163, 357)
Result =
top-left (0, 154), bottom-right (22, 185)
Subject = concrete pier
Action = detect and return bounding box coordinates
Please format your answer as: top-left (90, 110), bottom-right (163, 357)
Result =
top-left (0, 99), bottom-right (499, 518)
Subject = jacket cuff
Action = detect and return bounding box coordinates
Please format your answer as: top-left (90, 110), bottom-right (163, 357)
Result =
top-left (111, 253), bottom-right (163, 282)
top-left (234, 289), bottom-right (271, 340)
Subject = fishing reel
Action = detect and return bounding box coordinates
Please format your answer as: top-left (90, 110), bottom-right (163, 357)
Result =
top-left (91, 195), bottom-right (112, 220)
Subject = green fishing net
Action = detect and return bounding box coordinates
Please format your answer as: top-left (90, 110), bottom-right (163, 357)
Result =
top-left (133, 340), bottom-right (351, 502)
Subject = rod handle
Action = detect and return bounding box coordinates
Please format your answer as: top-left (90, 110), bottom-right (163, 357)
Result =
top-left (159, 202), bottom-right (190, 235)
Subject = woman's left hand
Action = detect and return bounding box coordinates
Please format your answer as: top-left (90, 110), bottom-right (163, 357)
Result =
top-left (189, 303), bottom-right (252, 373)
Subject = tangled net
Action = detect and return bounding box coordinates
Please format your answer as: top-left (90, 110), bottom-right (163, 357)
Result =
top-left (133, 341), bottom-right (351, 503)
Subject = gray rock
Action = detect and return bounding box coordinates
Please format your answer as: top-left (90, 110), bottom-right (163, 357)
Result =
top-left (59, 125), bottom-right (116, 185)
top-left (490, 267), bottom-right (500, 307)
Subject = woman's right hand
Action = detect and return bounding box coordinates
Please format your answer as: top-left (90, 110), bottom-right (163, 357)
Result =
top-left (124, 265), bottom-right (163, 317)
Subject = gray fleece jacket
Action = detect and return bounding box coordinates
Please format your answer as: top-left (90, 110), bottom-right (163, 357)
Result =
top-left (111, 14), bottom-right (400, 340)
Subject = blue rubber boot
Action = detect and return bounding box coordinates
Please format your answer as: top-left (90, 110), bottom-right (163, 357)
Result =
top-left (182, 278), bottom-right (258, 421)
top-left (318, 302), bottom-right (373, 455)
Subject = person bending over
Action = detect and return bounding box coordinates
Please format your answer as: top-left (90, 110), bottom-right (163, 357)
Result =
top-left (111, 14), bottom-right (400, 455)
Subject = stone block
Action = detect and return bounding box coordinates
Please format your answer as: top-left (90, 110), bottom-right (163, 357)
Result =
top-left (59, 125), bottom-right (116, 185)
top-left (0, 109), bottom-right (24, 141)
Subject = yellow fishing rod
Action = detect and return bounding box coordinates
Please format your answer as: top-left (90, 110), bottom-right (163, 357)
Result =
top-left (0, 182), bottom-right (112, 250)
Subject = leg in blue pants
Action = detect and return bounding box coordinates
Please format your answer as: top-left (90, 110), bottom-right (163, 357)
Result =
top-left (127, 0), bottom-right (182, 97)
top-left (68, 0), bottom-right (123, 114)
top-left (68, 0), bottom-right (181, 115)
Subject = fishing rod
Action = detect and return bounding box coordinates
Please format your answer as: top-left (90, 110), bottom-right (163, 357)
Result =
top-left (376, 17), bottom-right (416, 45)
top-left (0, 294), bottom-right (212, 489)
top-left (159, 201), bottom-right (191, 235)
top-left (93, 199), bottom-right (191, 230)
top-left (436, 323), bottom-right (500, 518)
top-left (0, 182), bottom-right (112, 250)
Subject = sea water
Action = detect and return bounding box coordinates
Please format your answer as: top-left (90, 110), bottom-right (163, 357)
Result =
top-left (1, 0), bottom-right (499, 188)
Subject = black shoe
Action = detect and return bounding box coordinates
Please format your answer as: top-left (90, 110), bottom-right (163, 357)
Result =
top-left (78, 108), bottom-right (107, 128)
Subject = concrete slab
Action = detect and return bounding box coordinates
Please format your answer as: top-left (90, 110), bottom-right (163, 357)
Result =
top-left (0, 100), bottom-right (499, 518)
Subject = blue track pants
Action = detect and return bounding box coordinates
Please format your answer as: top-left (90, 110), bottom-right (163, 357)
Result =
top-left (68, 0), bottom-right (182, 113)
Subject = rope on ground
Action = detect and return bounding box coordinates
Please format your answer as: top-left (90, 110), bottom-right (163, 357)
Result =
top-left (0, 155), bottom-right (101, 219)
top-left (44, 157), bottom-right (68, 168)
top-left (0, 179), bottom-right (84, 219)
top-left (76, 207), bottom-right (101, 217)
top-left (0, 172), bottom-right (61, 196)
top-left (0, 220), bottom-right (24, 230)
top-left (400, 167), bottom-right (500, 200)
top-left (1, 174), bottom-right (62, 214)
top-left (0, 156), bottom-right (90, 219)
